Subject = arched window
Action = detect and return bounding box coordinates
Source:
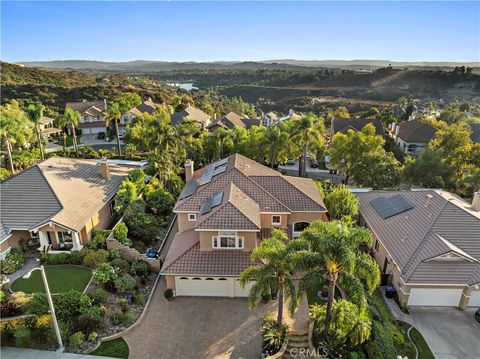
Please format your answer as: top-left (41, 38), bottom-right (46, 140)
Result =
top-left (218, 278), bottom-right (227, 281)
top-left (192, 277), bottom-right (202, 280)
top-left (179, 277), bottom-right (189, 280)
top-left (293, 222), bottom-right (310, 238)
top-left (205, 278), bottom-right (214, 280)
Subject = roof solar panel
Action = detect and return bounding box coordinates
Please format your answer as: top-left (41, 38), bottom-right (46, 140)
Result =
top-left (211, 192), bottom-right (223, 207)
top-left (213, 164), bottom-right (227, 176)
top-left (200, 191), bottom-right (224, 215)
top-left (179, 181), bottom-right (198, 199)
top-left (198, 165), bottom-right (215, 186)
top-left (371, 194), bottom-right (414, 219)
top-left (215, 158), bottom-right (228, 167)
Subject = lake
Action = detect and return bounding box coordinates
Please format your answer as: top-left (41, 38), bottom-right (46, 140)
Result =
top-left (167, 82), bottom-right (198, 91)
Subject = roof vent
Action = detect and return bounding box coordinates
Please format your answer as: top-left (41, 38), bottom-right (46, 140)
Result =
top-left (472, 191), bottom-right (480, 212)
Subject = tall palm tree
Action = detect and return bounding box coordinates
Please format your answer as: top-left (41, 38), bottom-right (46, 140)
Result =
top-left (240, 229), bottom-right (298, 327)
top-left (292, 221), bottom-right (380, 337)
top-left (262, 123), bottom-right (289, 168)
top-left (107, 102), bottom-right (122, 156)
top-left (25, 103), bottom-right (46, 161)
top-left (56, 108), bottom-right (80, 154)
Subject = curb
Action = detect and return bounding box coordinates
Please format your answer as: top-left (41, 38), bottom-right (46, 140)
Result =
top-left (407, 325), bottom-right (419, 359)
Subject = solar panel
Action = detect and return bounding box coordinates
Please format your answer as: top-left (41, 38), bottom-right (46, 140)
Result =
top-left (215, 158), bottom-right (228, 167)
top-left (370, 194), bottom-right (414, 219)
top-left (198, 165), bottom-right (215, 186)
top-left (200, 191), bottom-right (224, 215)
top-left (213, 164), bottom-right (227, 176)
top-left (211, 192), bottom-right (223, 207)
top-left (179, 181), bottom-right (198, 199)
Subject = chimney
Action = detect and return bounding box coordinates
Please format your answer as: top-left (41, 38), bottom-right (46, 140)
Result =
top-left (100, 157), bottom-right (110, 180)
top-left (185, 159), bottom-right (194, 182)
top-left (472, 191), bottom-right (480, 211)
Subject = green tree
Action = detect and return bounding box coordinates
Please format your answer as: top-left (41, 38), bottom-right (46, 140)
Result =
top-left (350, 150), bottom-right (402, 189)
top-left (293, 221), bottom-right (380, 337)
top-left (107, 102), bottom-right (123, 156)
top-left (114, 180), bottom-right (138, 213)
top-left (56, 108), bottom-right (81, 154)
top-left (333, 106), bottom-right (350, 119)
top-left (262, 123), bottom-right (290, 168)
top-left (25, 103), bottom-right (46, 161)
top-left (240, 229), bottom-right (298, 327)
top-left (323, 185), bottom-right (359, 223)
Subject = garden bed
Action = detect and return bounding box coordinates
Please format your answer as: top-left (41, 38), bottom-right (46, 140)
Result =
top-left (11, 265), bottom-right (92, 294)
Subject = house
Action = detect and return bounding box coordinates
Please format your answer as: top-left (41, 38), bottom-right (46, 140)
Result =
top-left (207, 112), bottom-right (261, 131)
top-left (65, 100), bottom-right (107, 135)
top-left (276, 109), bottom-right (301, 124)
top-left (39, 116), bottom-right (61, 140)
top-left (261, 112), bottom-right (279, 127)
top-left (120, 98), bottom-right (160, 127)
top-left (355, 189), bottom-right (480, 309)
top-left (0, 157), bottom-right (144, 258)
top-left (170, 104), bottom-right (211, 129)
top-left (330, 118), bottom-right (385, 137)
top-left (390, 120), bottom-right (437, 154)
top-left (161, 154), bottom-right (327, 297)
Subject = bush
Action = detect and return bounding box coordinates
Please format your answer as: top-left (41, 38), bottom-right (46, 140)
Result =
top-left (124, 200), bottom-right (162, 241)
top-left (365, 321), bottom-right (396, 359)
top-left (262, 314), bottom-right (288, 355)
top-left (88, 331), bottom-right (98, 342)
top-left (69, 331), bottom-right (85, 349)
top-left (23, 293), bottom-right (49, 315)
top-left (83, 249), bottom-right (109, 268)
top-left (132, 241), bottom-right (146, 253)
top-left (164, 288), bottom-right (174, 300)
top-left (114, 274), bottom-right (136, 294)
top-left (86, 230), bottom-right (111, 250)
top-left (126, 169), bottom-right (146, 192)
top-left (53, 290), bottom-right (92, 323)
top-left (384, 321), bottom-right (405, 346)
top-left (92, 263), bottom-right (117, 285)
top-left (134, 293), bottom-right (146, 306)
top-left (114, 180), bottom-right (138, 213)
top-left (1, 249), bottom-right (25, 274)
top-left (323, 184), bottom-right (359, 224)
top-left (89, 288), bottom-right (108, 305)
top-left (144, 185), bottom-right (175, 214)
top-left (14, 326), bottom-right (31, 348)
top-left (119, 298), bottom-right (129, 312)
top-left (0, 292), bottom-right (29, 318)
top-left (45, 252), bottom-right (84, 265)
top-left (130, 259), bottom-right (150, 278)
top-left (110, 258), bottom-right (130, 274)
top-left (114, 223), bottom-right (131, 247)
top-left (75, 306), bottom-right (104, 335)
top-left (77, 145), bottom-right (100, 159)
top-left (110, 309), bottom-right (135, 326)
top-left (109, 248), bottom-right (121, 261)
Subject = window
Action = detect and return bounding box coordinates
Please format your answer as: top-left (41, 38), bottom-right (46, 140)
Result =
top-left (57, 231), bottom-right (73, 245)
top-left (188, 213), bottom-right (197, 221)
top-left (212, 231), bottom-right (244, 249)
top-left (272, 215), bottom-right (281, 226)
top-left (30, 231), bottom-right (38, 239)
top-left (374, 239), bottom-right (380, 252)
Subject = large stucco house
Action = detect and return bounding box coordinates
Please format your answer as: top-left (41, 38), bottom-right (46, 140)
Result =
top-left (161, 154), bottom-right (327, 297)
top-left (355, 189), bottom-right (480, 309)
top-left (120, 98), bottom-right (160, 127)
top-left (0, 157), bottom-right (144, 258)
top-left (389, 120), bottom-right (437, 154)
top-left (65, 100), bottom-right (107, 135)
top-left (170, 104), bottom-right (211, 129)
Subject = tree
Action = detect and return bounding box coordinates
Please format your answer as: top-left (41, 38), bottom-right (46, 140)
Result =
top-left (114, 180), bottom-right (138, 213)
top-left (144, 184), bottom-right (175, 214)
top-left (56, 108), bottom-right (80, 154)
top-left (292, 221), bottom-right (380, 337)
top-left (25, 103), bottom-right (46, 161)
top-left (240, 229), bottom-right (298, 327)
top-left (107, 102), bottom-right (122, 156)
top-left (109, 93), bottom-right (142, 156)
top-left (333, 106), bottom-right (350, 119)
top-left (323, 185), bottom-right (359, 223)
top-left (328, 124), bottom-right (384, 184)
top-left (350, 150), bottom-right (402, 189)
top-left (404, 150), bottom-right (451, 189)
top-left (261, 123), bottom-right (290, 168)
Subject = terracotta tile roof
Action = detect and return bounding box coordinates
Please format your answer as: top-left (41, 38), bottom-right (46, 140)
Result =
top-left (128, 99), bottom-right (159, 117)
top-left (170, 105), bottom-right (211, 125)
top-left (161, 230), bottom-right (252, 276)
top-left (397, 120), bottom-right (437, 142)
top-left (331, 118), bottom-right (385, 137)
top-left (66, 100), bottom-right (107, 116)
top-left (356, 189), bottom-right (480, 285)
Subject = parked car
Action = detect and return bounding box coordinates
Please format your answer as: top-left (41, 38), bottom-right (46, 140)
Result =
top-left (286, 159), bottom-right (296, 166)
top-left (97, 132), bottom-right (106, 140)
top-left (310, 159), bottom-right (319, 168)
top-left (118, 130), bottom-right (126, 139)
top-left (475, 308), bottom-right (480, 323)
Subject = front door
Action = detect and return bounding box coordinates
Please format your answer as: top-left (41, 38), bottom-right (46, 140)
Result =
top-left (383, 258), bottom-right (389, 273)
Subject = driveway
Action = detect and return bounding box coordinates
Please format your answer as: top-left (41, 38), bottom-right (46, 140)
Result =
top-left (408, 307), bottom-right (480, 358)
top-left (123, 278), bottom-right (275, 359)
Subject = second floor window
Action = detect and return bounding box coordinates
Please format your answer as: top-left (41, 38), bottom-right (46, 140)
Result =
top-left (272, 215), bottom-right (281, 225)
top-left (188, 213), bottom-right (196, 221)
top-left (212, 230), bottom-right (244, 249)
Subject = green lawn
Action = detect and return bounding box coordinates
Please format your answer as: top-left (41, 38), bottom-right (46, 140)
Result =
top-left (11, 265), bottom-right (92, 294)
top-left (91, 338), bottom-right (129, 359)
top-left (410, 327), bottom-right (435, 359)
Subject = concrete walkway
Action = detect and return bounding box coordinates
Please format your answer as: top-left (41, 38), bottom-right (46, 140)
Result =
top-left (1, 347), bottom-right (115, 359)
top-left (7, 257), bottom-right (41, 284)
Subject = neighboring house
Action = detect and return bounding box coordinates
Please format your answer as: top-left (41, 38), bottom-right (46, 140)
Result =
top-left (0, 157), bottom-right (144, 259)
top-left (161, 153), bottom-right (327, 297)
top-left (330, 117), bottom-right (385, 137)
top-left (261, 112), bottom-right (278, 127)
top-left (65, 100), bottom-right (107, 135)
top-left (39, 116), bottom-right (61, 140)
top-left (120, 98), bottom-right (160, 127)
top-left (170, 104), bottom-right (211, 129)
top-left (275, 109), bottom-right (301, 124)
top-left (390, 120), bottom-right (437, 154)
top-left (207, 112), bottom-right (261, 131)
top-left (355, 189), bottom-right (480, 309)
top-left (469, 122), bottom-right (480, 144)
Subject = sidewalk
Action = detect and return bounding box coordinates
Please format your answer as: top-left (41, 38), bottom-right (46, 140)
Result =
top-left (378, 286), bottom-right (412, 324)
top-left (1, 347), bottom-right (115, 359)
top-left (7, 257), bottom-right (40, 283)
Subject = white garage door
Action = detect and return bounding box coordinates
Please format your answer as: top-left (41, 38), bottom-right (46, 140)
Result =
top-left (408, 288), bottom-right (463, 306)
top-left (468, 290), bottom-right (480, 308)
top-left (234, 279), bottom-right (254, 297)
top-left (175, 277), bottom-right (233, 297)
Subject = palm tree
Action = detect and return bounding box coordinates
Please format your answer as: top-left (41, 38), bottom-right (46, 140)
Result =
top-left (25, 103), bottom-right (46, 161)
top-left (262, 123), bottom-right (289, 168)
top-left (292, 221), bottom-right (380, 337)
top-left (240, 229), bottom-right (298, 327)
top-left (56, 108), bottom-right (80, 154)
top-left (107, 102), bottom-right (122, 156)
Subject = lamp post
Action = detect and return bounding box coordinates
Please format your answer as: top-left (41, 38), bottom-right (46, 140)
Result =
top-left (23, 266), bottom-right (64, 352)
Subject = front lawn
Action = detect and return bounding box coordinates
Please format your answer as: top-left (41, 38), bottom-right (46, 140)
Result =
top-left (91, 338), bottom-right (129, 358)
top-left (410, 327), bottom-right (435, 359)
top-left (11, 265), bottom-right (92, 294)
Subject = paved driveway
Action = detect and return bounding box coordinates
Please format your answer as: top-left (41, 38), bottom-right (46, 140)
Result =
top-left (408, 307), bottom-right (480, 358)
top-left (123, 278), bottom-right (275, 359)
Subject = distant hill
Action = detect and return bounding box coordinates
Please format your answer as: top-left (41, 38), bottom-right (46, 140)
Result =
top-left (15, 59), bottom-right (480, 72)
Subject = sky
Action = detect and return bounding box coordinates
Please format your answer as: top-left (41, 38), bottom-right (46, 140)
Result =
top-left (1, 1), bottom-right (479, 63)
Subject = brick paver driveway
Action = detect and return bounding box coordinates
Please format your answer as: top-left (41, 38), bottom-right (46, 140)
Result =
top-left (123, 277), bottom-right (275, 359)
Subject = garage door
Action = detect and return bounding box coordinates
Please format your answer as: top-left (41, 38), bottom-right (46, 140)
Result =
top-left (175, 277), bottom-right (232, 297)
top-left (468, 290), bottom-right (480, 308)
top-left (408, 288), bottom-right (463, 306)
top-left (234, 279), bottom-right (254, 297)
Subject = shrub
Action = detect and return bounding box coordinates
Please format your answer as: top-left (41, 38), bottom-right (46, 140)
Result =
top-left (365, 321), bottom-right (396, 359)
top-left (1, 249), bottom-right (25, 274)
top-left (144, 185), bottom-right (175, 214)
top-left (110, 309), bottom-right (135, 326)
top-left (75, 306), bottom-right (104, 335)
top-left (124, 200), bottom-right (162, 241)
top-left (323, 184), bottom-right (359, 224)
top-left (53, 290), bottom-right (92, 323)
top-left (89, 288), bottom-right (108, 305)
top-left (92, 263), bottom-right (117, 285)
top-left (86, 230), bottom-right (111, 250)
top-left (132, 241), bottom-right (146, 253)
top-left (109, 248), bottom-right (121, 261)
top-left (110, 258), bottom-right (130, 274)
top-left (384, 321), bottom-right (405, 346)
top-left (10, 291), bottom-right (30, 309)
top-left (69, 251), bottom-right (84, 264)
top-left (119, 298), bottom-right (129, 312)
top-left (88, 331), bottom-right (98, 342)
top-left (0, 292), bottom-right (26, 318)
top-left (114, 180), bottom-right (138, 213)
top-left (83, 249), bottom-right (109, 268)
top-left (69, 331), bottom-right (85, 349)
top-left (110, 310), bottom-right (125, 326)
top-left (14, 326), bottom-right (31, 348)
top-left (164, 288), bottom-right (174, 300)
top-left (134, 293), bottom-right (146, 306)
top-left (126, 169), bottom-right (146, 192)
top-left (130, 259), bottom-right (150, 278)
top-left (45, 252), bottom-right (83, 265)
top-left (114, 274), bottom-right (136, 294)
top-left (114, 223), bottom-right (131, 247)
top-left (77, 145), bottom-right (100, 159)
top-left (262, 314), bottom-right (288, 355)
top-left (23, 293), bottom-right (49, 315)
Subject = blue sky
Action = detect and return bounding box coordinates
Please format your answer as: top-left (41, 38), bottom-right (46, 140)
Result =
top-left (1, 1), bottom-right (479, 62)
